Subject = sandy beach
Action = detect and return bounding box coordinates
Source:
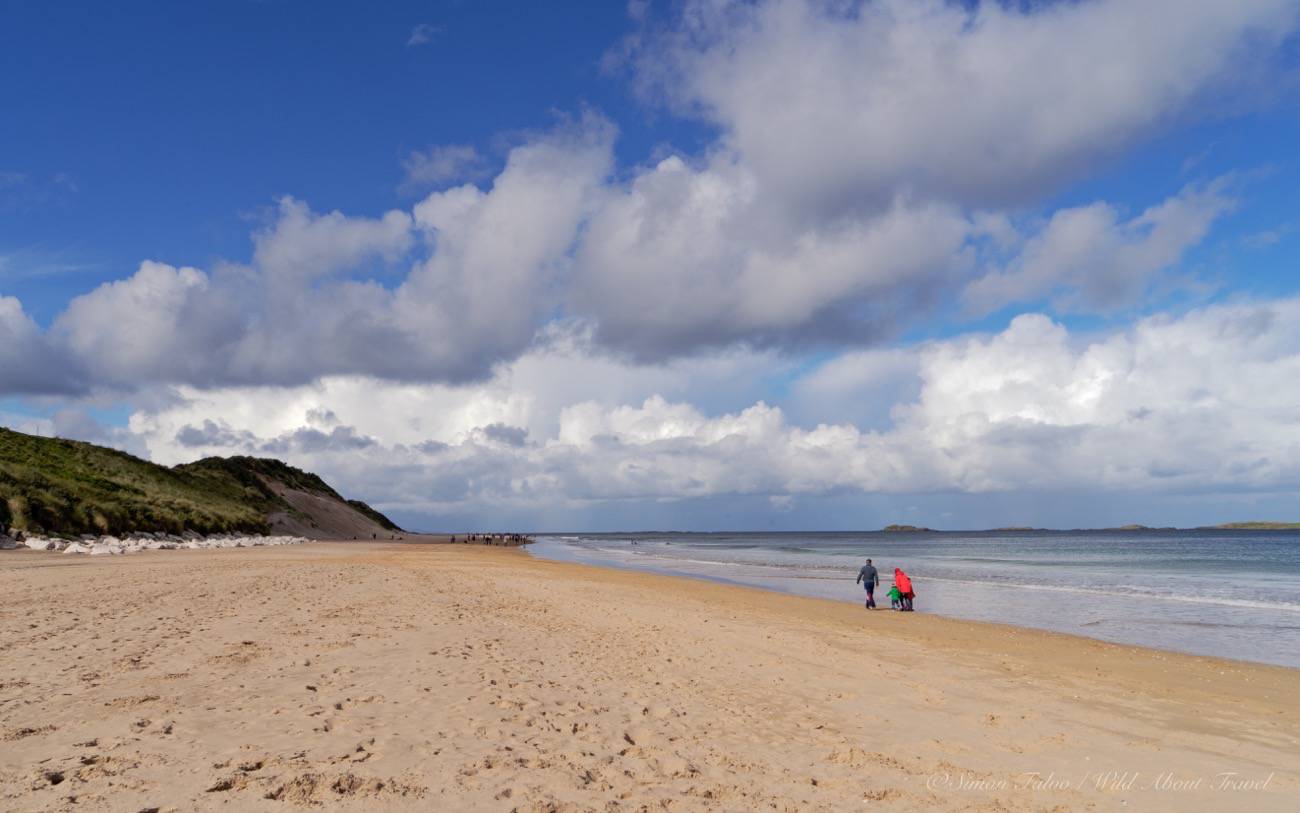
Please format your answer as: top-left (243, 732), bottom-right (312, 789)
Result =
top-left (1, 542), bottom-right (1296, 812)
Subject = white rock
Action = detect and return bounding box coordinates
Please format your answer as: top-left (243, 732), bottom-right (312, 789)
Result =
top-left (36, 531), bottom-right (307, 556)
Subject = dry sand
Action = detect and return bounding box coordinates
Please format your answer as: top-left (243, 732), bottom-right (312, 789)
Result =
top-left (1, 542), bottom-right (1296, 812)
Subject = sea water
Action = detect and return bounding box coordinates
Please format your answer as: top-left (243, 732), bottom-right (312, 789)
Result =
top-left (527, 530), bottom-right (1300, 669)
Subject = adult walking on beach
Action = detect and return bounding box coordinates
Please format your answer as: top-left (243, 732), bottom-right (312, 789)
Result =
top-left (856, 558), bottom-right (879, 609)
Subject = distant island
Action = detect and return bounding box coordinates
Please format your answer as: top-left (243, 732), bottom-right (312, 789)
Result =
top-left (1102, 524), bottom-right (1175, 531)
top-left (1207, 521), bottom-right (1300, 530)
top-left (874, 521), bottom-right (1300, 533)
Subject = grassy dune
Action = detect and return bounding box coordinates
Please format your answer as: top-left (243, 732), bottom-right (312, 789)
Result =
top-left (0, 428), bottom-right (398, 537)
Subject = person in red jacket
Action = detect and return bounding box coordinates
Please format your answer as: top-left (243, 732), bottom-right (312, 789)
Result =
top-left (894, 568), bottom-right (915, 611)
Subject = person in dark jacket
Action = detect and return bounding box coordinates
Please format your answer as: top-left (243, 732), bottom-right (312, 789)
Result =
top-left (856, 558), bottom-right (879, 609)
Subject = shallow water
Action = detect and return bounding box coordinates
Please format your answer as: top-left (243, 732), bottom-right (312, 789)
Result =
top-left (527, 530), bottom-right (1300, 669)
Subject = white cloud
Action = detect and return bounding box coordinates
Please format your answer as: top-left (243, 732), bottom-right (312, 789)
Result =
top-left (572, 153), bottom-right (973, 357)
top-left (252, 197), bottom-right (413, 284)
top-left (785, 346), bottom-right (920, 430)
top-left (2, 0), bottom-right (1295, 399)
top-left (401, 144), bottom-right (488, 190)
top-left (0, 295), bottom-right (81, 394)
top-left (964, 180), bottom-right (1237, 314)
top-left (53, 262), bottom-right (242, 387)
top-left (407, 23), bottom-right (441, 47)
top-left (132, 324), bottom-right (790, 466)
top-left (628, 0), bottom-right (1297, 212)
top-left (897, 302), bottom-right (1300, 493)
top-left (120, 297), bottom-right (1300, 522)
top-left (567, 0), bottom-right (1293, 356)
top-left (22, 118), bottom-right (615, 392)
top-left (396, 115), bottom-right (616, 378)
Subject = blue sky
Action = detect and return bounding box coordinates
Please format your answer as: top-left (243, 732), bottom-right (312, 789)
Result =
top-left (3, 1), bottom-right (690, 319)
top-left (3, 0), bottom-right (1300, 530)
top-left (2, 1), bottom-right (1296, 328)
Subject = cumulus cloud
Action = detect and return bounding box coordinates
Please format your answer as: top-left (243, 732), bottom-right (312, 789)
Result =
top-left (173, 418), bottom-right (375, 455)
top-left (175, 419), bottom-right (259, 449)
top-left (891, 300), bottom-right (1300, 493)
top-left (401, 144), bottom-right (488, 191)
top-left (479, 423), bottom-right (529, 447)
top-left (262, 425), bottom-right (377, 455)
top-left (14, 117), bottom-right (615, 394)
top-left (0, 295), bottom-right (82, 394)
top-left (2, 0), bottom-right (1295, 398)
top-left (251, 197), bottom-right (413, 284)
top-left (625, 0), bottom-right (1297, 212)
top-left (964, 180), bottom-right (1237, 314)
top-left (785, 346), bottom-right (920, 430)
top-left (407, 23), bottom-right (441, 47)
top-left (122, 297), bottom-right (1300, 522)
top-left (398, 115), bottom-right (616, 379)
top-left (566, 0), bottom-right (1294, 357)
top-left (572, 154), bottom-right (973, 357)
top-left (130, 324), bottom-right (791, 466)
top-left (52, 261), bottom-right (244, 388)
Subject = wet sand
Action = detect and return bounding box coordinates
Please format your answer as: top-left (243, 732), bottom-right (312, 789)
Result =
top-left (1, 542), bottom-right (1296, 811)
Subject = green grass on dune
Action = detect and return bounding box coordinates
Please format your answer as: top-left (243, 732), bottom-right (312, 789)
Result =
top-left (345, 498), bottom-right (401, 531)
top-left (0, 428), bottom-right (400, 537)
top-left (176, 456), bottom-right (400, 531)
top-left (1, 428), bottom-right (269, 536)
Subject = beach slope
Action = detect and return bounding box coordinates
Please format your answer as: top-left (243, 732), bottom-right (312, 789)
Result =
top-left (1, 543), bottom-right (1295, 811)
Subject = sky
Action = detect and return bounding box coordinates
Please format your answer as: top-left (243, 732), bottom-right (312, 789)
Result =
top-left (3, 0), bottom-right (1300, 532)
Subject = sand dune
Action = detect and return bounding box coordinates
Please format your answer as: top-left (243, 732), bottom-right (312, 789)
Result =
top-left (0, 543), bottom-right (1295, 811)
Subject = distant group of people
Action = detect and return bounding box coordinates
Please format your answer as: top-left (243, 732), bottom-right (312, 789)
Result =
top-left (450, 532), bottom-right (531, 546)
top-left (855, 558), bottom-right (915, 611)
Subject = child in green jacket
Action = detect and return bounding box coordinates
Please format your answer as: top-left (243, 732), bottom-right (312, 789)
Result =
top-left (887, 585), bottom-right (903, 610)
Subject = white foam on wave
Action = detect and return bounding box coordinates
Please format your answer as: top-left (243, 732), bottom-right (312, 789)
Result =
top-left (910, 575), bottom-right (1300, 614)
top-left (540, 535), bottom-right (1300, 615)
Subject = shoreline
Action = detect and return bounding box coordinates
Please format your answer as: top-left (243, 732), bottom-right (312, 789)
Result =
top-left (533, 544), bottom-right (1300, 672)
top-left (10, 537), bottom-right (1298, 675)
top-left (525, 533), bottom-right (1300, 669)
top-left (516, 543), bottom-right (1300, 691)
top-left (2, 542), bottom-right (1295, 810)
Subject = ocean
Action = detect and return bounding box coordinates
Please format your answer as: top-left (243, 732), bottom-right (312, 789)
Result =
top-left (527, 530), bottom-right (1300, 669)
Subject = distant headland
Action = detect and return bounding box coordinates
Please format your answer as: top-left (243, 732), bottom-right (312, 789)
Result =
top-left (1208, 521), bottom-right (1300, 530)
top-left (877, 521), bottom-right (1300, 533)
